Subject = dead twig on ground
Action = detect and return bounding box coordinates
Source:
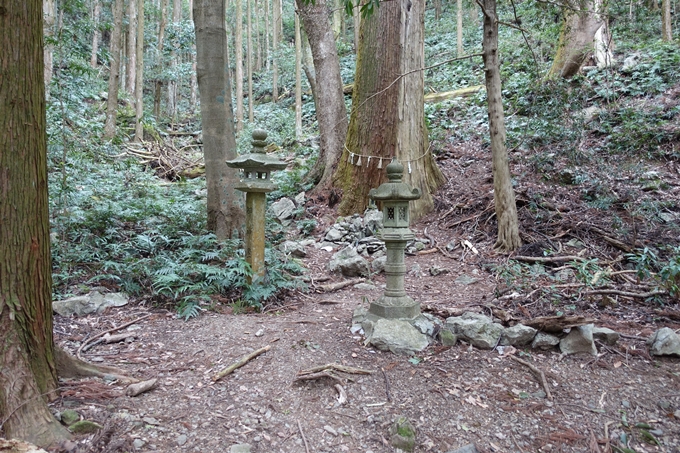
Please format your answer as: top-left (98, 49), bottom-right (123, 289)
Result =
top-left (125, 378), bottom-right (158, 397)
top-left (381, 368), bottom-right (392, 402)
top-left (583, 289), bottom-right (666, 299)
top-left (77, 314), bottom-right (152, 360)
top-left (512, 255), bottom-right (588, 264)
top-left (294, 371), bottom-right (345, 384)
top-left (334, 384), bottom-right (347, 405)
top-left (509, 355), bottom-right (553, 401)
top-left (298, 420), bottom-right (310, 453)
top-left (212, 345), bottom-right (271, 382)
top-left (298, 363), bottom-right (374, 376)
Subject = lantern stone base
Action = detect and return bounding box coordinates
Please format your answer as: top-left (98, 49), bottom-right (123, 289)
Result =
top-left (368, 295), bottom-right (420, 320)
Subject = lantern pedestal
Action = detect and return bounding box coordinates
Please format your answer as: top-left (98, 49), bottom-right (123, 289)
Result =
top-left (226, 130), bottom-right (287, 283)
top-left (368, 159), bottom-right (422, 320)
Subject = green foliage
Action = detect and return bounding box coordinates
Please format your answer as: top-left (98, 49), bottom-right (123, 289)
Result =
top-left (628, 246), bottom-right (680, 299)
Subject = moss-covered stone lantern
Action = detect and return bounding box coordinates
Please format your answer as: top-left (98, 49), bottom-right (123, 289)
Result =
top-left (368, 159), bottom-right (421, 319)
top-left (226, 129), bottom-right (287, 282)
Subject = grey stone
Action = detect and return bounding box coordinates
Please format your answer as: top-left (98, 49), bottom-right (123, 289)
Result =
top-left (429, 266), bottom-right (449, 276)
top-left (646, 327), bottom-right (680, 356)
top-left (269, 197), bottom-right (296, 223)
top-left (412, 314), bottom-right (438, 337)
top-left (455, 274), bottom-right (478, 285)
top-left (60, 409), bottom-right (80, 426)
top-left (53, 291), bottom-right (129, 317)
top-left (133, 439), bottom-right (145, 450)
top-left (69, 420), bottom-right (103, 434)
top-left (329, 247), bottom-right (370, 277)
top-left (532, 332), bottom-right (561, 350)
top-left (229, 444), bottom-right (251, 453)
top-left (501, 324), bottom-right (537, 346)
top-left (446, 444), bottom-right (480, 453)
top-left (592, 327), bottom-right (620, 346)
top-left (389, 417), bottom-right (416, 453)
top-left (279, 240), bottom-right (307, 258)
top-left (294, 191), bottom-right (306, 206)
top-left (445, 240), bottom-right (458, 252)
top-left (363, 208), bottom-right (383, 234)
top-left (445, 313), bottom-right (503, 349)
top-left (439, 329), bottom-right (457, 346)
top-left (367, 319), bottom-right (429, 355)
top-left (371, 256), bottom-right (387, 273)
top-left (324, 225), bottom-right (349, 242)
top-left (352, 306), bottom-right (368, 325)
top-left (560, 324), bottom-right (597, 355)
top-left (176, 434), bottom-right (188, 446)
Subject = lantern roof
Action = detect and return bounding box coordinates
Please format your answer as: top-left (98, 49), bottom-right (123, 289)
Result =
top-left (226, 129), bottom-right (288, 171)
top-left (369, 159), bottom-right (422, 202)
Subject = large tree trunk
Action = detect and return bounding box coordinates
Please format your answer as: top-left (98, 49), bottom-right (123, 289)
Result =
top-left (134, 0), bottom-right (145, 141)
top-left (661, 0), bottom-right (672, 41)
top-left (0, 0), bottom-right (72, 446)
top-left (235, 0), bottom-right (244, 130)
top-left (548, 0), bottom-right (604, 78)
top-left (332, 0), bottom-right (444, 219)
top-left (154, 0), bottom-right (169, 118)
top-left (126, 0), bottom-right (137, 95)
top-left (295, 10), bottom-right (302, 138)
top-left (167, 0), bottom-right (182, 121)
top-left (104, 0), bottom-right (124, 139)
top-left (272, 0), bottom-right (280, 101)
top-left (481, 0), bottom-right (521, 252)
top-left (247, 0), bottom-right (254, 123)
top-left (194, 0), bottom-right (245, 239)
top-left (296, 0), bottom-right (348, 191)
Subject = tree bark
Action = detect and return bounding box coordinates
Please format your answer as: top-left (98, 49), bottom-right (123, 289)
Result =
top-left (91, 0), bottom-right (101, 67)
top-left (272, 0), bottom-right (281, 101)
top-left (126, 0), bottom-right (137, 95)
top-left (548, 0), bottom-right (604, 78)
top-left (154, 0), bottom-right (169, 118)
top-left (481, 0), bottom-right (521, 252)
top-left (457, 0), bottom-right (463, 56)
top-left (235, 0), bottom-right (244, 130)
top-left (296, 0), bottom-right (348, 191)
top-left (0, 0), bottom-right (72, 446)
top-left (167, 0), bottom-right (183, 121)
top-left (247, 0), bottom-right (254, 123)
top-left (43, 0), bottom-right (56, 96)
top-left (104, 0), bottom-right (124, 139)
top-left (295, 11), bottom-right (303, 138)
top-left (332, 0), bottom-right (445, 219)
top-left (193, 0), bottom-right (245, 239)
top-left (661, 0), bottom-right (672, 41)
top-left (134, 0), bottom-right (145, 141)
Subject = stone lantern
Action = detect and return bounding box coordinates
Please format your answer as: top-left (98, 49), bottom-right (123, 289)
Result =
top-left (226, 129), bottom-right (287, 282)
top-left (368, 159), bottom-right (421, 319)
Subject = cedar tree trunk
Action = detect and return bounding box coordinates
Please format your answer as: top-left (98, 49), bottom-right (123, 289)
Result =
top-left (193, 0), bottom-right (245, 239)
top-left (481, 0), bottom-right (521, 252)
top-left (296, 0), bottom-right (348, 191)
top-left (0, 0), bottom-right (71, 446)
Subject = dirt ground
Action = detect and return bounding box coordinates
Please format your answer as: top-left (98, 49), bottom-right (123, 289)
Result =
top-left (52, 143), bottom-right (680, 453)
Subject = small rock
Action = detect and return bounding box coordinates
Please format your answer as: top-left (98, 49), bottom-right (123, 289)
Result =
top-left (455, 275), bottom-right (478, 285)
top-left (294, 191), bottom-right (306, 206)
top-left (329, 247), bottom-right (370, 277)
top-left (560, 324), bottom-right (597, 355)
top-left (279, 240), bottom-right (307, 258)
top-left (501, 324), bottom-right (537, 346)
top-left (532, 332), bottom-right (560, 350)
top-left (429, 266), bottom-right (449, 276)
top-left (255, 329), bottom-right (264, 337)
top-left (439, 329), bottom-right (457, 346)
top-left (69, 420), bottom-right (103, 434)
top-left (60, 409), bottom-right (80, 426)
top-left (592, 327), bottom-right (620, 345)
top-left (133, 439), bottom-right (145, 450)
top-left (367, 319), bottom-right (429, 355)
top-left (371, 256), bottom-right (387, 273)
top-left (230, 444), bottom-right (251, 453)
top-left (176, 434), bottom-right (188, 446)
top-left (647, 327), bottom-right (680, 356)
top-left (324, 425), bottom-right (338, 436)
top-left (354, 282), bottom-right (377, 291)
top-left (389, 417), bottom-right (416, 453)
top-left (445, 443), bottom-right (480, 453)
top-left (269, 198), bottom-right (296, 224)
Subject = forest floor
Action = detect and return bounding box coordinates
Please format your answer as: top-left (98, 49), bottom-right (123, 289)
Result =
top-left (52, 139), bottom-right (680, 453)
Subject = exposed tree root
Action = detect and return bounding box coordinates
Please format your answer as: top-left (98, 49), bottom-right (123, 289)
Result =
top-left (55, 347), bottom-right (138, 384)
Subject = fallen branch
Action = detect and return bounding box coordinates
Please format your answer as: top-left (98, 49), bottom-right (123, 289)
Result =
top-left (522, 315), bottom-right (596, 333)
top-left (381, 368), bottom-right (392, 402)
top-left (317, 278), bottom-right (366, 292)
top-left (334, 384), bottom-right (347, 405)
top-left (125, 378), bottom-right (157, 397)
top-left (77, 314), bottom-right (152, 360)
top-left (298, 420), bottom-right (311, 453)
top-left (583, 289), bottom-right (666, 299)
top-left (294, 371), bottom-right (345, 384)
top-left (298, 363), bottom-right (374, 376)
top-left (509, 355), bottom-right (553, 401)
top-left (511, 255), bottom-right (588, 264)
top-left (213, 345), bottom-right (271, 382)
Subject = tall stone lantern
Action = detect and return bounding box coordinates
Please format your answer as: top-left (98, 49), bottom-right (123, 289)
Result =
top-left (368, 159), bottom-right (421, 319)
top-left (226, 130), bottom-right (287, 282)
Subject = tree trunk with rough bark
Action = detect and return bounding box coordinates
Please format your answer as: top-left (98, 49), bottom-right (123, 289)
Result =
top-left (193, 0), bottom-right (245, 239)
top-left (91, 0), bottom-right (101, 67)
top-left (296, 0), bottom-right (348, 192)
top-left (661, 0), bottom-right (672, 41)
top-left (134, 0), bottom-right (145, 141)
top-left (332, 0), bottom-right (445, 219)
top-left (548, 0), bottom-right (604, 78)
top-left (126, 0), bottom-right (137, 95)
top-left (0, 0), bottom-right (72, 446)
top-left (154, 0), bottom-right (169, 118)
top-left (235, 0), bottom-right (244, 130)
top-left (457, 0), bottom-right (463, 56)
top-left (247, 0), bottom-right (254, 123)
top-left (167, 0), bottom-right (182, 121)
top-left (104, 0), bottom-right (124, 139)
top-left (272, 0), bottom-right (280, 101)
top-left (481, 0), bottom-right (521, 252)
top-left (295, 11), bottom-right (302, 138)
